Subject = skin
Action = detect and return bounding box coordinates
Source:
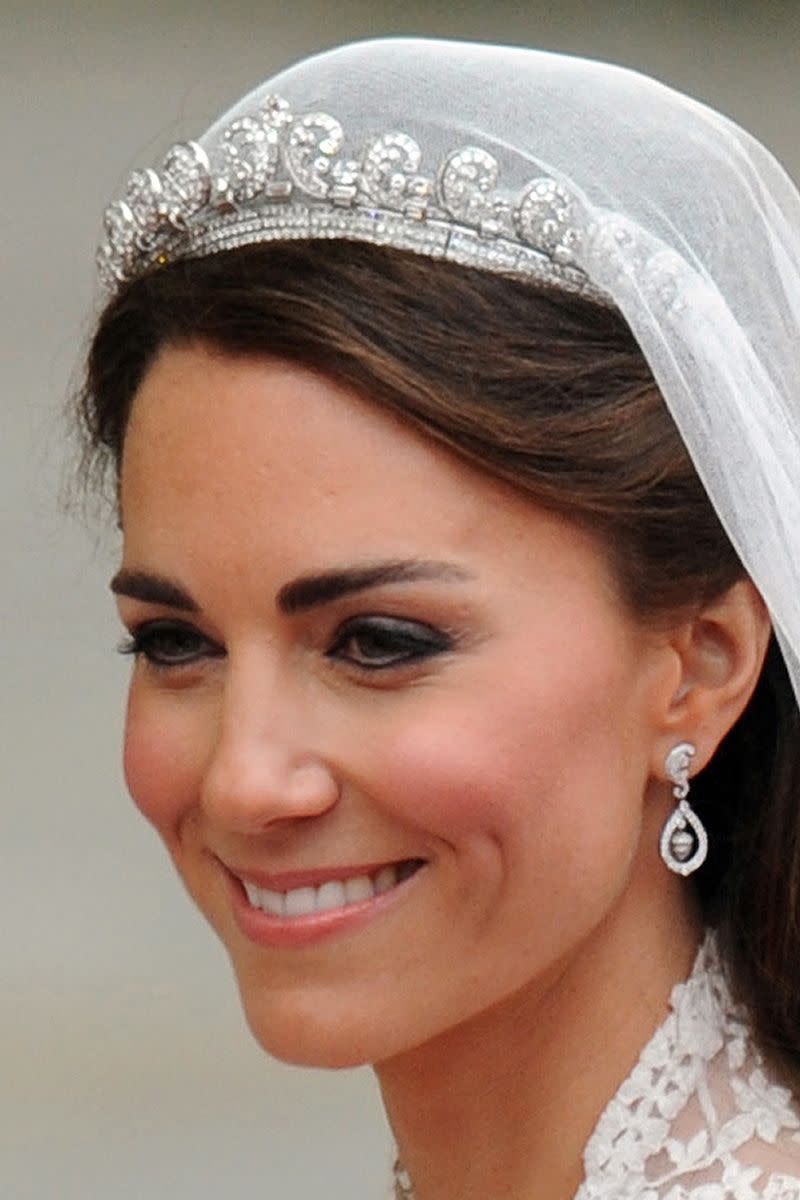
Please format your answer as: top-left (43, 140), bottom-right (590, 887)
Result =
top-left (114, 342), bottom-right (770, 1200)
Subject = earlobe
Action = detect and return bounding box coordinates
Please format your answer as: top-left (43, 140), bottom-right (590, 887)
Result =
top-left (657, 579), bottom-right (772, 774)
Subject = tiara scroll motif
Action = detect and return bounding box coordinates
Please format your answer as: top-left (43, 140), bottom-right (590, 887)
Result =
top-left (97, 94), bottom-right (599, 297)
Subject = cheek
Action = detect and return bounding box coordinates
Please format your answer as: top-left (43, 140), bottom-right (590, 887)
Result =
top-left (122, 683), bottom-right (206, 839)
top-left (372, 641), bottom-right (647, 889)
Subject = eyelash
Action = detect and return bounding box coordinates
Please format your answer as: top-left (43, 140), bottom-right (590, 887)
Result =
top-left (327, 615), bottom-right (454, 670)
top-left (118, 620), bottom-right (221, 669)
top-left (118, 616), bottom-right (454, 673)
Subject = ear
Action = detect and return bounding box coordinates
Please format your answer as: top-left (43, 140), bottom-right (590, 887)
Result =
top-left (652, 579), bottom-right (772, 775)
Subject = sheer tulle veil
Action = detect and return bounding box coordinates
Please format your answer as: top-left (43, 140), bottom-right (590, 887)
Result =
top-left (99, 39), bottom-right (800, 709)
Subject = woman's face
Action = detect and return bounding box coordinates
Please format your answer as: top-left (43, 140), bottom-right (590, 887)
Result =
top-left (115, 343), bottom-right (677, 1068)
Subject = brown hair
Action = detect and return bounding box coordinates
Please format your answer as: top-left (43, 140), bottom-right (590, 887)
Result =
top-left (79, 240), bottom-right (800, 1083)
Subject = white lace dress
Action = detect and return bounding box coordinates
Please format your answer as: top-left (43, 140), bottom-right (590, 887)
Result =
top-left (394, 935), bottom-right (800, 1199)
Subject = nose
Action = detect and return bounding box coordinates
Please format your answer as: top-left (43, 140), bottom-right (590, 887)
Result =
top-left (200, 657), bottom-right (340, 834)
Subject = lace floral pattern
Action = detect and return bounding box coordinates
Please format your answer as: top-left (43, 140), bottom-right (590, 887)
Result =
top-left (393, 934), bottom-right (800, 1199)
top-left (577, 934), bottom-right (800, 1199)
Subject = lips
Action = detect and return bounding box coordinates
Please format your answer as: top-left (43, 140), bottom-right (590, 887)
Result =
top-left (237, 859), bottom-right (424, 920)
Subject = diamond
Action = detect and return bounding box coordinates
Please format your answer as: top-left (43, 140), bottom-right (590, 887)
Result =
top-left (103, 199), bottom-right (137, 255)
top-left (161, 141), bottom-right (211, 225)
top-left (122, 168), bottom-right (163, 237)
top-left (330, 158), bottom-right (361, 207)
top-left (97, 95), bottom-right (601, 303)
top-left (216, 116), bottom-right (279, 204)
top-left (666, 742), bottom-right (695, 799)
top-left (440, 147), bottom-right (499, 226)
top-left (362, 132), bottom-right (430, 211)
top-left (259, 93), bottom-right (292, 130)
top-left (517, 177), bottom-right (577, 262)
top-left (96, 243), bottom-right (120, 288)
top-left (286, 113), bottom-right (344, 198)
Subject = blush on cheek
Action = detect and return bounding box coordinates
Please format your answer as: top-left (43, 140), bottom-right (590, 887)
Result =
top-left (124, 723), bottom-right (168, 827)
top-left (373, 648), bottom-right (639, 881)
top-left (122, 709), bottom-right (197, 834)
top-left (375, 718), bottom-right (531, 844)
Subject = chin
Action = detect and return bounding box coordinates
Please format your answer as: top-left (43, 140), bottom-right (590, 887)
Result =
top-left (235, 978), bottom-right (393, 1070)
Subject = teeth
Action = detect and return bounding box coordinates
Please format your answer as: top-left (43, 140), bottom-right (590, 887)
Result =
top-left (316, 880), bottom-right (347, 912)
top-left (241, 863), bottom-right (406, 918)
top-left (374, 865), bottom-right (397, 895)
top-left (284, 886), bottom-right (316, 917)
top-left (260, 888), bottom-right (285, 916)
top-left (344, 874), bottom-right (374, 904)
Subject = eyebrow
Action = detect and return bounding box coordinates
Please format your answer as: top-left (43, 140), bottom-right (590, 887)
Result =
top-left (277, 560), bottom-right (474, 614)
top-left (109, 569), bottom-right (198, 611)
top-left (109, 559), bottom-right (473, 616)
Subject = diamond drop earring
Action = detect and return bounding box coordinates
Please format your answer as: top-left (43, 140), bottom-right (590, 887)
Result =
top-left (659, 741), bottom-right (708, 876)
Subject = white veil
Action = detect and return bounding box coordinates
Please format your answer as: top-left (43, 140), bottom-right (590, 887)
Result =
top-left (99, 39), bottom-right (800, 710)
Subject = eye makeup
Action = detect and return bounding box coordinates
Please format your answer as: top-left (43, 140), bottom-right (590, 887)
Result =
top-left (118, 619), bottom-right (223, 669)
top-left (327, 615), bottom-right (455, 671)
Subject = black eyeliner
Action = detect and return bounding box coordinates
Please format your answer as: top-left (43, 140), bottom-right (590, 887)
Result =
top-left (116, 619), bottom-right (223, 668)
top-left (328, 615), bottom-right (456, 671)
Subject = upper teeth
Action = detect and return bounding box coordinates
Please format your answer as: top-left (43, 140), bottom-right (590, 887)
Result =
top-left (242, 864), bottom-right (399, 918)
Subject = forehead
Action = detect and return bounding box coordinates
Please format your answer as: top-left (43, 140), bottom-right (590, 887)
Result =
top-left (125, 343), bottom-right (440, 500)
top-left (126, 345), bottom-right (488, 521)
top-left (120, 342), bottom-right (609, 594)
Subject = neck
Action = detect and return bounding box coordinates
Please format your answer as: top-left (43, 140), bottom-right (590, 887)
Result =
top-left (375, 849), bottom-right (701, 1200)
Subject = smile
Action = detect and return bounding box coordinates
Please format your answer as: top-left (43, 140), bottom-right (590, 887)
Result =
top-left (238, 859), bottom-right (425, 920)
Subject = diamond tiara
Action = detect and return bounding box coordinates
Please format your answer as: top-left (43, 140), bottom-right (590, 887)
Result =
top-left (97, 93), bottom-right (607, 302)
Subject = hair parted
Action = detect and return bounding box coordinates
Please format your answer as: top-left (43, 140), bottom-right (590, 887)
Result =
top-left (78, 240), bottom-right (800, 1085)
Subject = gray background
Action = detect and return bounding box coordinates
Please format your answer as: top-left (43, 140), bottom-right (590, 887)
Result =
top-left (3, 2), bottom-right (799, 1197)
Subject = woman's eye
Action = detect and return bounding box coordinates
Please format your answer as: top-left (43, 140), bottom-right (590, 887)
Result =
top-left (118, 621), bottom-right (221, 668)
top-left (328, 616), bottom-right (453, 670)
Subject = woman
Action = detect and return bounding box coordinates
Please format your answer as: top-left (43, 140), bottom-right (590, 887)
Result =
top-left (81, 38), bottom-right (800, 1200)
